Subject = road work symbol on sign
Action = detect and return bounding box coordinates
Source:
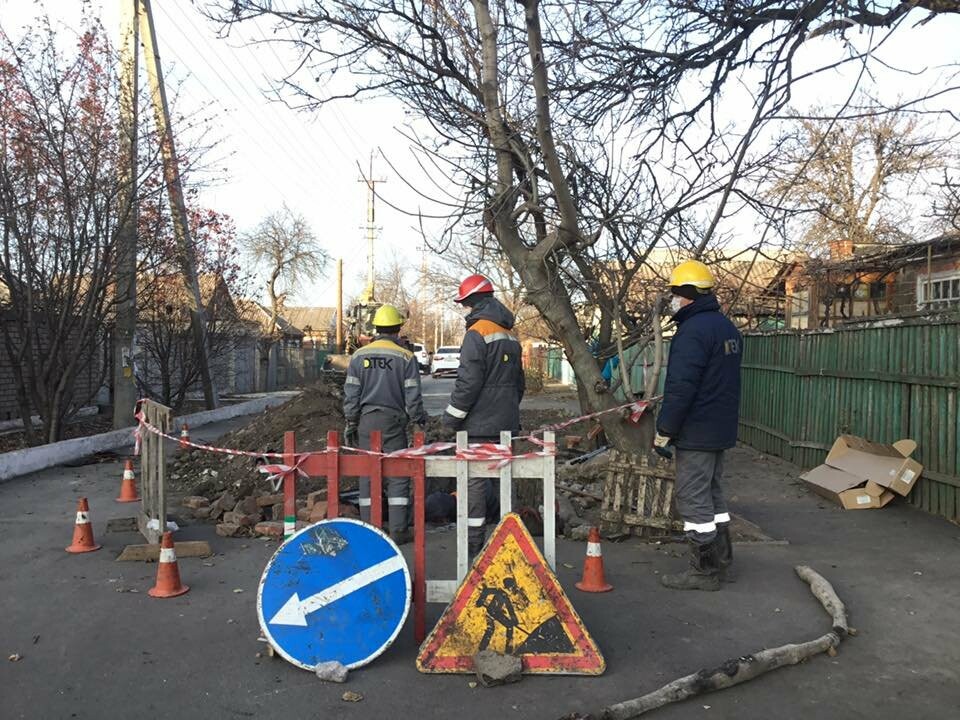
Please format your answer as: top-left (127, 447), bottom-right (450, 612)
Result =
top-left (257, 518), bottom-right (411, 671)
top-left (417, 513), bottom-right (604, 675)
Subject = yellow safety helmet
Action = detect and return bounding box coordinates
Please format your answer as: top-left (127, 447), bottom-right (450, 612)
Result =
top-left (668, 260), bottom-right (716, 289)
top-left (372, 304), bottom-right (405, 328)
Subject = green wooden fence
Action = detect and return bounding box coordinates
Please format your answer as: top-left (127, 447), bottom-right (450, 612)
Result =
top-left (740, 318), bottom-right (960, 523)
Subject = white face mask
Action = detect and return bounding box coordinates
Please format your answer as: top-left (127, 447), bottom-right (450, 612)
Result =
top-left (670, 296), bottom-right (684, 314)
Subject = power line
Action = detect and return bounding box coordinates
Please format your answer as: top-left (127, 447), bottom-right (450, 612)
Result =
top-left (177, 6), bottom-right (345, 175)
top-left (153, 3), bottom-right (336, 193)
top-left (260, 14), bottom-right (368, 161)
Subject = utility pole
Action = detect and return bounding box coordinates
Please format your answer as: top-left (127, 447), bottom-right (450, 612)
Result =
top-left (335, 258), bottom-right (343, 352)
top-left (113, 0), bottom-right (140, 428)
top-left (139, 0), bottom-right (218, 409)
top-left (358, 151), bottom-right (386, 304)
top-left (418, 245), bottom-right (427, 345)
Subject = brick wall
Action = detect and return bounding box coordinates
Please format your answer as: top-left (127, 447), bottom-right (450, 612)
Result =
top-left (0, 316), bottom-right (105, 423)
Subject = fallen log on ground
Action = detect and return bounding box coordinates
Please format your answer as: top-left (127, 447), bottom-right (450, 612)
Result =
top-left (560, 565), bottom-right (849, 720)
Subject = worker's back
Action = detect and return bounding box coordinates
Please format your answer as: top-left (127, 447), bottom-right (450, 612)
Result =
top-left (446, 295), bottom-right (525, 439)
top-left (345, 336), bottom-right (416, 417)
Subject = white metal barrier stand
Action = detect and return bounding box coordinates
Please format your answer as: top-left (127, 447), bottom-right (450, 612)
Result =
top-left (423, 430), bottom-right (556, 605)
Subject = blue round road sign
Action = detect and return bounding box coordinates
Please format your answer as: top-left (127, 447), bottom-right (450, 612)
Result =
top-left (257, 518), bottom-right (411, 670)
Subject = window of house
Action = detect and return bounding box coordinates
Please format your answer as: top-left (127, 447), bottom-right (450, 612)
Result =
top-left (917, 272), bottom-right (960, 309)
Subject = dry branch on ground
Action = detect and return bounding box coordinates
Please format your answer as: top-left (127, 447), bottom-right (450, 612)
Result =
top-left (559, 565), bottom-right (848, 720)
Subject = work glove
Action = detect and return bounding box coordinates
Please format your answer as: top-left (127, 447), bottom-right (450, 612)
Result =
top-left (434, 424), bottom-right (458, 444)
top-left (653, 432), bottom-right (674, 460)
top-left (441, 411), bottom-right (462, 431)
top-left (344, 421), bottom-right (359, 447)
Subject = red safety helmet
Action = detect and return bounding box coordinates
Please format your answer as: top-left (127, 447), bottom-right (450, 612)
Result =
top-left (454, 273), bottom-right (494, 303)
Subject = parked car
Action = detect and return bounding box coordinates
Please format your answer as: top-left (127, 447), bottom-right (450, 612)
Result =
top-left (412, 342), bottom-right (430, 373)
top-left (430, 346), bottom-right (461, 378)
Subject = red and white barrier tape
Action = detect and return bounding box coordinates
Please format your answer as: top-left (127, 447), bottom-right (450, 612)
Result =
top-left (133, 397), bottom-right (652, 467)
top-left (522, 398), bottom-right (655, 437)
top-left (259, 457), bottom-right (311, 492)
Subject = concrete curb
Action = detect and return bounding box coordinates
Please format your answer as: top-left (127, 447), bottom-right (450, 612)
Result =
top-left (0, 393), bottom-right (298, 483)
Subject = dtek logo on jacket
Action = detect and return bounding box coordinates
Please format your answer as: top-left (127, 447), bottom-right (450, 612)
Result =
top-left (343, 336), bottom-right (427, 424)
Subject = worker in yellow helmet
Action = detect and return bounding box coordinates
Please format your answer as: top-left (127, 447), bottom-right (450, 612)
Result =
top-left (343, 304), bottom-right (427, 544)
top-left (655, 260), bottom-right (742, 591)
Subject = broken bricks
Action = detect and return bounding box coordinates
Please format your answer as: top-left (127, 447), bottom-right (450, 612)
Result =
top-left (256, 494), bottom-right (284, 508)
top-left (181, 496), bottom-right (210, 510)
top-left (254, 521), bottom-right (283, 539)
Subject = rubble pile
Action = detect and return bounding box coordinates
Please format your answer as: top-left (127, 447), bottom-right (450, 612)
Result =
top-left (169, 374), bottom-right (350, 536)
top-left (181, 488), bottom-right (358, 539)
top-left (555, 450), bottom-right (610, 540)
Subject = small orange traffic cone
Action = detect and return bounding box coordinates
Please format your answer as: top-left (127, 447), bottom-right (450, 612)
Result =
top-left (116, 459), bottom-right (140, 503)
top-left (66, 498), bottom-right (102, 553)
top-left (575, 527), bottom-right (613, 593)
top-left (179, 423), bottom-right (190, 449)
top-left (148, 531), bottom-right (189, 598)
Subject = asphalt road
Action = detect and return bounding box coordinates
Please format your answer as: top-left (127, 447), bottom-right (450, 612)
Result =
top-left (2, 409), bottom-right (959, 719)
top-left (419, 375), bottom-right (455, 416)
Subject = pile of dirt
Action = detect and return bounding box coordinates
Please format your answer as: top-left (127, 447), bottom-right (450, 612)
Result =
top-left (169, 373), bottom-right (347, 502)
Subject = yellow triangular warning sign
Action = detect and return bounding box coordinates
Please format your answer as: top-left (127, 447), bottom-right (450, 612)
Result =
top-left (417, 513), bottom-right (605, 675)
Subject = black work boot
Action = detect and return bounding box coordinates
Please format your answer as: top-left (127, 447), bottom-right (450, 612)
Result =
top-left (660, 540), bottom-right (721, 591)
top-left (715, 523), bottom-right (735, 583)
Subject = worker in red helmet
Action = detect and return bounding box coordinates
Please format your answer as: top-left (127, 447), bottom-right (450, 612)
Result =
top-left (443, 274), bottom-right (525, 557)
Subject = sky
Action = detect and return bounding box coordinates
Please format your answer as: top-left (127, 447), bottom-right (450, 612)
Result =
top-left (0, 1), bottom-right (956, 312)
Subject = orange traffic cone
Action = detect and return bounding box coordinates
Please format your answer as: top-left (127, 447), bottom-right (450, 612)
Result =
top-left (66, 498), bottom-right (102, 553)
top-left (116, 459), bottom-right (140, 503)
top-left (179, 423), bottom-right (190, 449)
top-left (148, 531), bottom-right (189, 598)
top-left (575, 527), bottom-right (613, 593)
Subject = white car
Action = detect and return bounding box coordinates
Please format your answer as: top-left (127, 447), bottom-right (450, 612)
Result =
top-left (430, 346), bottom-right (461, 378)
top-left (411, 342), bottom-right (430, 373)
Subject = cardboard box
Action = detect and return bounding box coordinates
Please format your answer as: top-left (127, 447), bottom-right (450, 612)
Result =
top-left (800, 434), bottom-right (922, 510)
top-left (838, 480), bottom-right (896, 511)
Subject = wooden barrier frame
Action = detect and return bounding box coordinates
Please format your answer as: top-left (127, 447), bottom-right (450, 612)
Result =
top-left (280, 429), bottom-right (428, 640)
top-left (138, 399), bottom-right (172, 544)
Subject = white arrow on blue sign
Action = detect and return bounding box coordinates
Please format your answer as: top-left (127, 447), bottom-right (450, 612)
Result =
top-left (257, 517), bottom-right (411, 670)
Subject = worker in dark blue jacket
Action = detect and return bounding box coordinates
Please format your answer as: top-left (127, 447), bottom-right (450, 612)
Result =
top-left (443, 274), bottom-right (525, 556)
top-left (655, 260), bottom-right (742, 591)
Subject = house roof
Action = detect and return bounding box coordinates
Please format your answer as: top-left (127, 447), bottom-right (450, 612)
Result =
top-left (282, 306), bottom-right (337, 334)
top-left (797, 232), bottom-right (960, 276)
top-left (237, 303), bottom-right (337, 337)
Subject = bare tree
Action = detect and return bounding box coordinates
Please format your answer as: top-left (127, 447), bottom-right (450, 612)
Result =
top-left (243, 206), bottom-right (327, 389)
top-left (137, 206), bottom-right (256, 411)
top-left (932, 173), bottom-right (960, 232)
top-left (769, 107), bottom-right (945, 257)
top-left (209, 0), bottom-right (960, 449)
top-left (244, 206), bottom-right (328, 333)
